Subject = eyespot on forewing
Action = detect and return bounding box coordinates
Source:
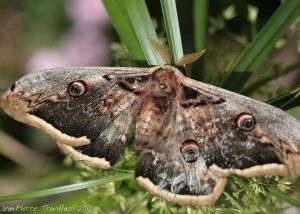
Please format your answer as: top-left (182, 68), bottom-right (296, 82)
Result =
top-left (68, 80), bottom-right (87, 97)
top-left (235, 112), bottom-right (256, 131)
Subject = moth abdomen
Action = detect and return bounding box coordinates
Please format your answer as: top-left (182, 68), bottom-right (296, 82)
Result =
top-left (134, 96), bottom-right (173, 149)
top-left (135, 119), bottom-right (158, 150)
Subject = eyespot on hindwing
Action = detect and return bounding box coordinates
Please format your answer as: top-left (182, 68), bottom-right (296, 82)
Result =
top-left (180, 140), bottom-right (200, 163)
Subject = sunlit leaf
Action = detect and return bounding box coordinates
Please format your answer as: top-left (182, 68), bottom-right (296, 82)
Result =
top-left (160, 0), bottom-right (183, 63)
top-left (103, 0), bottom-right (164, 65)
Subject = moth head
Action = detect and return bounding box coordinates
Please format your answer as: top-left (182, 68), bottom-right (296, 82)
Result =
top-left (9, 82), bottom-right (16, 92)
top-left (151, 69), bottom-right (178, 96)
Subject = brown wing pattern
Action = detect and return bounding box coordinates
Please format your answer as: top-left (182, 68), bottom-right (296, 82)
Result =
top-left (0, 67), bottom-right (152, 167)
top-left (183, 77), bottom-right (300, 177)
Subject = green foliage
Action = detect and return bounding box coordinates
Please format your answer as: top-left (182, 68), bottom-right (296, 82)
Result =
top-left (192, 0), bottom-right (208, 81)
top-left (22, 0), bottom-right (70, 49)
top-left (160, 0), bottom-right (184, 64)
top-left (222, 1), bottom-right (300, 92)
top-left (103, 0), bottom-right (165, 65)
top-left (0, 173), bottom-right (132, 202)
top-left (268, 86), bottom-right (300, 110)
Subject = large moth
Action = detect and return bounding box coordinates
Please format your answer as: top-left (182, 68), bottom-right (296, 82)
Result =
top-left (0, 65), bottom-right (299, 206)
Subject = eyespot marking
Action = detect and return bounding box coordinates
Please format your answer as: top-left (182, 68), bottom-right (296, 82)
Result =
top-left (235, 112), bottom-right (256, 131)
top-left (180, 140), bottom-right (200, 163)
top-left (68, 80), bottom-right (87, 97)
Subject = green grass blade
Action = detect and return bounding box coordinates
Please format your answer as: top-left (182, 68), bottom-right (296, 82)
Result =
top-left (222, 1), bottom-right (300, 92)
top-left (267, 187), bottom-right (300, 209)
top-left (103, 0), bottom-right (165, 65)
top-left (125, 193), bottom-right (149, 214)
top-left (223, 192), bottom-right (248, 213)
top-left (193, 0), bottom-right (208, 52)
top-left (191, 0), bottom-right (208, 81)
top-left (124, 0), bottom-right (165, 65)
top-left (103, 0), bottom-right (144, 60)
top-left (267, 86), bottom-right (300, 110)
top-left (287, 106), bottom-right (300, 120)
top-left (160, 0), bottom-right (183, 64)
top-left (0, 173), bottom-right (132, 202)
top-left (241, 61), bottom-right (300, 95)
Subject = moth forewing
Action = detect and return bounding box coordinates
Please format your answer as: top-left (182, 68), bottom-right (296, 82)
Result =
top-left (183, 76), bottom-right (300, 176)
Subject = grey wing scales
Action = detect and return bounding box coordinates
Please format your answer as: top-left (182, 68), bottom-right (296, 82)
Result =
top-left (0, 67), bottom-right (151, 168)
top-left (182, 77), bottom-right (300, 177)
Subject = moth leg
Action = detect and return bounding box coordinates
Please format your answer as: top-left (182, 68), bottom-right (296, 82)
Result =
top-left (180, 95), bottom-right (224, 107)
top-left (180, 97), bottom-right (206, 107)
top-left (117, 80), bottom-right (146, 94)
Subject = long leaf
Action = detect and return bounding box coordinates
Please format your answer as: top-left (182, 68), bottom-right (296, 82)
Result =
top-left (267, 86), bottom-right (300, 110)
top-left (241, 61), bottom-right (300, 95)
top-left (191, 0), bottom-right (208, 81)
top-left (102, 0), bottom-right (144, 60)
top-left (193, 0), bottom-right (208, 52)
top-left (160, 0), bottom-right (183, 64)
top-left (287, 106), bottom-right (300, 120)
top-left (267, 187), bottom-right (300, 209)
top-left (223, 192), bottom-right (248, 213)
top-left (0, 173), bottom-right (132, 202)
top-left (125, 193), bottom-right (149, 214)
top-left (222, 1), bottom-right (300, 92)
top-left (103, 0), bottom-right (165, 65)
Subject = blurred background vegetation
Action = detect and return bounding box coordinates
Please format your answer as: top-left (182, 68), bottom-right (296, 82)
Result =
top-left (0, 0), bottom-right (300, 213)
